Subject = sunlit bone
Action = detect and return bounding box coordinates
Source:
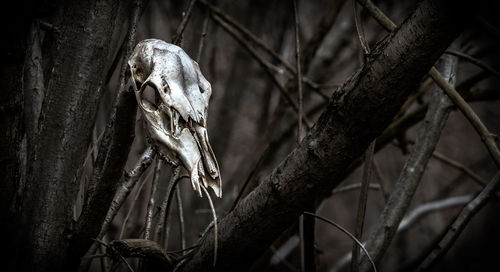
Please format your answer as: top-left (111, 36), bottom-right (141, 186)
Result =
top-left (128, 39), bottom-right (221, 197)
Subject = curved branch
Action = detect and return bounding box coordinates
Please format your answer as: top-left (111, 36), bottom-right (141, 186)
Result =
top-left (416, 172), bottom-right (500, 270)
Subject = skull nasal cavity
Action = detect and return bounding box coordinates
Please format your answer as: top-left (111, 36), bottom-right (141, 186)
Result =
top-left (141, 85), bottom-right (160, 108)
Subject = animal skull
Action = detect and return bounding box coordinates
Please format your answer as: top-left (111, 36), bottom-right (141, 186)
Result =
top-left (128, 39), bottom-right (221, 197)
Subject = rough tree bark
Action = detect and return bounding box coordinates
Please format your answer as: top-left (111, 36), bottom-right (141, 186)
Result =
top-left (64, 1), bottom-right (146, 269)
top-left (182, 0), bottom-right (473, 270)
top-left (4, 0), bottom-right (129, 271)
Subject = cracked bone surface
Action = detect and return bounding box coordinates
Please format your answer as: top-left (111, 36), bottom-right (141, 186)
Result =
top-left (128, 39), bottom-right (221, 197)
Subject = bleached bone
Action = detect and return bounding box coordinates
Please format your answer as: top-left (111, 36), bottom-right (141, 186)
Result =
top-left (129, 39), bottom-right (221, 197)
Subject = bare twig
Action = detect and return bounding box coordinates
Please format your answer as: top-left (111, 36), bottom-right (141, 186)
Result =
top-left (331, 183), bottom-right (381, 195)
top-left (301, 0), bottom-right (347, 74)
top-left (79, 147), bottom-right (154, 271)
top-left (358, 0), bottom-right (500, 170)
top-left (93, 239), bottom-right (135, 272)
top-left (270, 244), bottom-right (300, 272)
top-left (144, 159), bottom-right (162, 240)
top-left (330, 194), bottom-right (474, 272)
top-left (353, 0), bottom-right (370, 56)
top-left (356, 0), bottom-right (396, 31)
top-left (229, 102), bottom-right (288, 212)
top-left (120, 166), bottom-right (154, 239)
top-left (358, 51), bottom-right (457, 271)
top-left (211, 14), bottom-right (313, 128)
top-left (108, 239), bottom-right (172, 270)
top-left (175, 186), bottom-right (186, 250)
top-left (196, 7), bottom-right (210, 63)
top-left (172, 0), bottom-right (197, 45)
top-left (201, 186), bottom-right (218, 267)
top-left (303, 212), bottom-right (377, 272)
top-left (432, 151), bottom-right (488, 187)
top-left (103, 147), bottom-right (155, 239)
top-left (428, 67), bottom-right (500, 169)
top-left (198, 0), bottom-right (327, 98)
top-left (398, 194), bottom-right (474, 233)
top-left (227, 0), bottom-right (350, 210)
top-left (351, 141), bottom-right (375, 272)
top-left (416, 172), bottom-right (500, 270)
top-left (82, 130), bottom-right (105, 170)
top-left (371, 160), bottom-right (389, 202)
top-left (444, 50), bottom-right (500, 79)
top-left (155, 167), bottom-right (184, 246)
top-left (294, 0), bottom-right (304, 143)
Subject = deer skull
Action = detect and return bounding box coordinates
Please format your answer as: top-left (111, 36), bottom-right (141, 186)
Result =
top-left (128, 39), bottom-right (221, 197)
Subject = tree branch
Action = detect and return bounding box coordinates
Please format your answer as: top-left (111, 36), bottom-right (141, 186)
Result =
top-left (181, 0), bottom-right (470, 270)
top-left (358, 0), bottom-right (500, 169)
top-left (351, 142), bottom-right (375, 272)
top-left (145, 159), bottom-right (162, 240)
top-left (415, 172), bottom-right (500, 270)
top-left (15, 1), bottom-right (129, 270)
top-left (358, 44), bottom-right (458, 271)
top-left (67, 1), bottom-right (147, 269)
top-left (79, 146), bottom-right (155, 271)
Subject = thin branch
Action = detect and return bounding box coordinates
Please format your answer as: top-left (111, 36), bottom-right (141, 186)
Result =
top-left (201, 186), bottom-right (218, 267)
top-left (93, 239), bottom-right (135, 272)
top-left (294, 0), bottom-right (304, 143)
top-left (358, 50), bottom-right (457, 271)
top-left (303, 212), bottom-right (377, 272)
top-left (330, 194), bottom-right (474, 272)
top-left (79, 147), bottom-right (154, 271)
top-left (375, 69), bottom-right (488, 151)
top-left (301, 0), bottom-right (348, 74)
top-left (416, 172), bottom-right (500, 270)
top-left (144, 159), bottom-right (162, 240)
top-left (81, 130), bottom-right (105, 170)
top-left (155, 167), bottom-right (184, 246)
top-left (353, 0), bottom-right (370, 56)
top-left (198, 0), bottom-right (327, 98)
top-left (356, 0), bottom-right (396, 31)
top-left (120, 166), bottom-right (154, 239)
top-left (331, 183), bottom-right (381, 195)
top-left (428, 67), bottom-right (500, 169)
top-left (211, 13), bottom-right (313, 128)
top-left (351, 141), bottom-right (375, 272)
top-left (358, 0), bottom-right (500, 170)
top-left (105, 147), bottom-right (155, 239)
top-left (175, 186), bottom-right (186, 250)
top-left (371, 160), bottom-right (389, 202)
top-left (444, 50), bottom-right (500, 79)
top-left (196, 7), bottom-right (210, 63)
top-left (432, 151), bottom-right (488, 187)
top-left (117, 254), bottom-right (135, 272)
top-left (300, 203), bottom-right (316, 272)
top-left (270, 244), bottom-right (300, 272)
top-left (397, 194), bottom-right (474, 233)
top-left (172, 0), bottom-right (197, 46)
top-left (229, 101), bottom-right (288, 212)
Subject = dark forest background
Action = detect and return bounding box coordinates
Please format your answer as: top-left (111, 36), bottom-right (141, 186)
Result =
top-left (1, 0), bottom-right (500, 271)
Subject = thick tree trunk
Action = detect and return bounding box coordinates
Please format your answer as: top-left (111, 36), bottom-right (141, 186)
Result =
top-left (4, 0), bottom-right (125, 270)
top-left (182, 0), bottom-right (473, 270)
